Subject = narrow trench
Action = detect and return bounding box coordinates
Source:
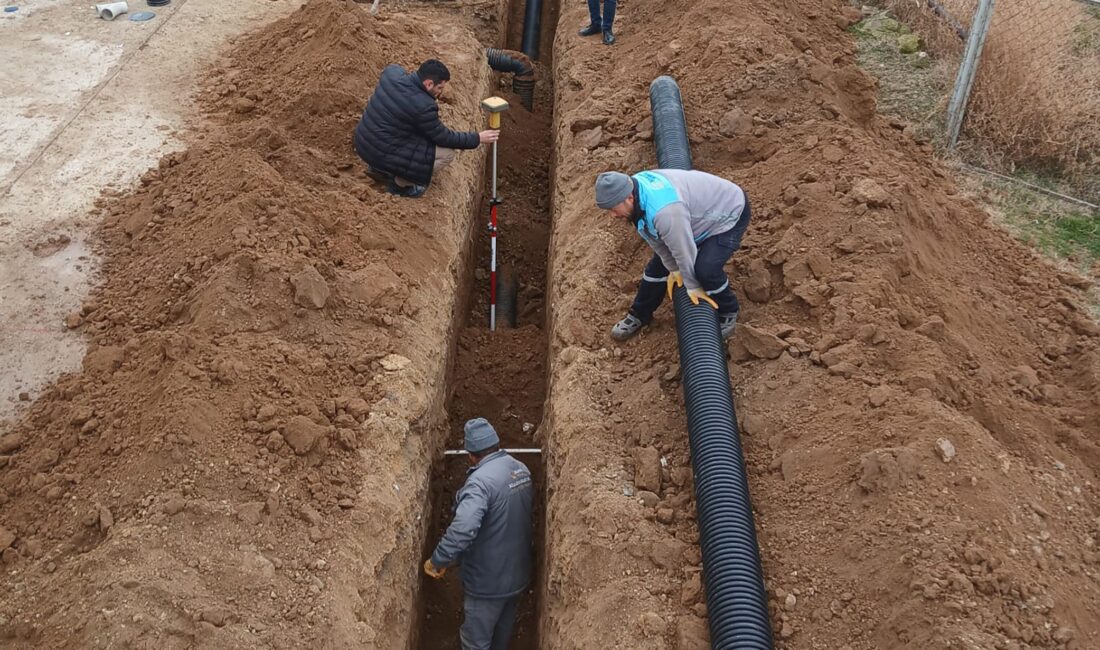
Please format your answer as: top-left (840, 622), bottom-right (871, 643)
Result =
top-left (414, 0), bottom-right (558, 647)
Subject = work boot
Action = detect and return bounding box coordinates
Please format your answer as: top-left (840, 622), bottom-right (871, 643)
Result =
top-left (611, 313), bottom-right (644, 341)
top-left (719, 311), bottom-right (739, 340)
top-left (578, 23), bottom-right (601, 36)
top-left (602, 30), bottom-right (616, 45)
top-left (386, 181), bottom-right (427, 198)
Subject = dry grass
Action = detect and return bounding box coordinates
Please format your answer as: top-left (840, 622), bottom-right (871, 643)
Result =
top-left (881, 0), bottom-right (1100, 201)
top-left (851, 10), bottom-right (955, 144)
top-left (854, 3), bottom-right (1100, 311)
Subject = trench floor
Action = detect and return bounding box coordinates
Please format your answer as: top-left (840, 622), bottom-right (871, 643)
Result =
top-left (415, 3), bottom-right (557, 646)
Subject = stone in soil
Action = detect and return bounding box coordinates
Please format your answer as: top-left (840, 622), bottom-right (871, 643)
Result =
top-left (283, 415), bottom-right (323, 455)
top-left (737, 324), bottom-right (786, 359)
top-left (633, 446), bottom-right (662, 493)
top-left (291, 265), bottom-right (330, 309)
top-left (935, 438), bottom-right (956, 463)
top-left (0, 433), bottom-right (22, 454)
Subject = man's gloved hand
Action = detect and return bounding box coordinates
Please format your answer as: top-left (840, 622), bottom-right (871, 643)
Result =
top-left (666, 271), bottom-right (683, 299)
top-left (687, 288), bottom-right (718, 309)
top-left (424, 559), bottom-right (446, 579)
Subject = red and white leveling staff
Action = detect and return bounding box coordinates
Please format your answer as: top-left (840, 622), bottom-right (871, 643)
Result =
top-left (481, 96), bottom-right (510, 331)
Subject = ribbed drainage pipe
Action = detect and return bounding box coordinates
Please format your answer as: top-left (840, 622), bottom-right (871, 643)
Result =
top-left (520, 0), bottom-right (542, 60)
top-left (487, 48), bottom-right (534, 76)
top-left (486, 48), bottom-right (536, 111)
top-left (649, 75), bottom-right (774, 649)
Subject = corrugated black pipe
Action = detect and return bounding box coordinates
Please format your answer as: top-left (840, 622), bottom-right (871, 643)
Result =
top-left (487, 48), bottom-right (533, 77)
top-left (512, 78), bottom-right (535, 112)
top-left (649, 76), bottom-right (694, 171)
top-left (649, 75), bottom-right (774, 649)
top-left (520, 0), bottom-right (542, 60)
top-left (486, 49), bottom-right (536, 111)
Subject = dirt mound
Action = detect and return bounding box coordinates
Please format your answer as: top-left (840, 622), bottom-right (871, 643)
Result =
top-left (544, 0), bottom-right (1100, 648)
top-left (0, 0), bottom-right (502, 646)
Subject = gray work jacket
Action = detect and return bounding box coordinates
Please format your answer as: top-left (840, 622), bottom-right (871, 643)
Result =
top-left (639, 168), bottom-right (748, 292)
top-left (430, 450), bottom-right (534, 598)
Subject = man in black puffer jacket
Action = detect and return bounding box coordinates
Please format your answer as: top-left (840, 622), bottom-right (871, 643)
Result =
top-left (354, 59), bottom-right (499, 198)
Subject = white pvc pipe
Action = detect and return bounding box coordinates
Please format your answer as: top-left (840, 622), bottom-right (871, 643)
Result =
top-left (95, 1), bottom-right (128, 20)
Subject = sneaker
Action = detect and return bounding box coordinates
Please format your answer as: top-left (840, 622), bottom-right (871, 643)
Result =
top-left (719, 311), bottom-right (739, 340)
top-left (386, 181), bottom-right (427, 198)
top-left (578, 23), bottom-right (601, 36)
top-left (611, 313), bottom-right (644, 341)
top-left (602, 30), bottom-right (616, 45)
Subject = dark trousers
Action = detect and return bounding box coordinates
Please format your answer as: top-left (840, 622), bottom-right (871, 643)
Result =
top-left (587, 0), bottom-right (616, 31)
top-left (460, 595), bottom-right (520, 650)
top-left (630, 200), bottom-right (751, 323)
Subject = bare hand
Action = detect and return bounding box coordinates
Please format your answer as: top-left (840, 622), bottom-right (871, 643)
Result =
top-left (479, 130), bottom-right (501, 144)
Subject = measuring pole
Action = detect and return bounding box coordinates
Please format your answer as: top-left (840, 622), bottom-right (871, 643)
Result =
top-left (480, 96), bottom-right (510, 330)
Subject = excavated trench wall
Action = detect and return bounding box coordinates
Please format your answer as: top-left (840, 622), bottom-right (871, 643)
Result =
top-left (540, 0), bottom-right (1100, 649)
top-left (0, 1), bottom-right (515, 648)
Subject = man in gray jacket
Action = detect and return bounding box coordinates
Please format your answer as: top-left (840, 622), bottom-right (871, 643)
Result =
top-left (424, 418), bottom-right (534, 650)
top-left (594, 168), bottom-right (752, 341)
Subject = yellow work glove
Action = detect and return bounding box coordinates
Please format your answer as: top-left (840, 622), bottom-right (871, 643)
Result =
top-left (687, 288), bottom-right (718, 309)
top-left (424, 559), bottom-right (446, 579)
top-left (666, 271), bottom-right (683, 299)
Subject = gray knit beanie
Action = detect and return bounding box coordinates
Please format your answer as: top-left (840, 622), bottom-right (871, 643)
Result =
top-left (464, 417), bottom-right (500, 453)
top-left (594, 172), bottom-right (633, 209)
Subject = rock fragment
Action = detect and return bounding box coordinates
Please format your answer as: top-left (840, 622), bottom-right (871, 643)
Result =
top-left (283, 415), bottom-right (323, 455)
top-left (738, 325), bottom-right (786, 360)
top-left (935, 438), bottom-right (956, 463)
top-left (0, 433), bottom-right (22, 454)
top-left (850, 178), bottom-right (890, 207)
top-left (633, 446), bottom-right (661, 493)
top-left (291, 265), bottom-right (330, 309)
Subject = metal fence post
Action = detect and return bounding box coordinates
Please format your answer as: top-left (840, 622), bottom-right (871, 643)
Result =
top-left (946, 0), bottom-right (996, 149)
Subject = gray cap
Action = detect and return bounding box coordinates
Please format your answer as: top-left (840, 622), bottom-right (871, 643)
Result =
top-left (464, 417), bottom-right (500, 453)
top-left (594, 172), bottom-right (633, 209)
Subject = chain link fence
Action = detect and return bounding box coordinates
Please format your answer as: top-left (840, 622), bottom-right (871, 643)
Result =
top-left (883, 0), bottom-right (1100, 203)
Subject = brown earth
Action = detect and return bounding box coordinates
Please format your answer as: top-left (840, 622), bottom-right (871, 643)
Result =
top-left (419, 73), bottom-right (556, 650)
top-left (0, 0), bottom-right (511, 647)
top-left (3, 0), bottom-right (1100, 648)
top-left (542, 0), bottom-right (1100, 649)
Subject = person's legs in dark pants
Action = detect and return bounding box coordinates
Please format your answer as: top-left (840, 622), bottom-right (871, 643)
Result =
top-left (460, 596), bottom-right (498, 650)
top-left (693, 201), bottom-right (751, 338)
top-left (630, 254), bottom-right (670, 324)
top-left (579, 0), bottom-right (602, 34)
top-left (581, 0), bottom-right (616, 42)
top-left (586, 0), bottom-right (601, 28)
top-left (694, 231), bottom-right (739, 312)
top-left (612, 254), bottom-right (668, 341)
top-left (489, 596), bottom-right (520, 650)
top-left (600, 0), bottom-right (617, 31)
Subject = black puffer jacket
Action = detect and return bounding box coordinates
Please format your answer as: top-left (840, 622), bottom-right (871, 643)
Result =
top-left (353, 65), bottom-right (480, 186)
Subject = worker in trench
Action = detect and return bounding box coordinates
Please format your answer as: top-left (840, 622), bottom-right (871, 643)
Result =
top-left (353, 59), bottom-right (500, 198)
top-left (595, 168), bottom-right (752, 341)
top-left (423, 418), bottom-right (534, 650)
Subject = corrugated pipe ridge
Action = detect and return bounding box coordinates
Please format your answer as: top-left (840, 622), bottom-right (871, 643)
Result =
top-left (649, 75), bottom-right (774, 650)
top-left (486, 48), bottom-right (535, 111)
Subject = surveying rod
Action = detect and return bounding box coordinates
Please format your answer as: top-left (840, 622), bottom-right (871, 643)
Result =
top-left (480, 96), bottom-right (510, 331)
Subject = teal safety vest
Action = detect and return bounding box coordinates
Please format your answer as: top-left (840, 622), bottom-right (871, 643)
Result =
top-left (632, 171), bottom-right (681, 241)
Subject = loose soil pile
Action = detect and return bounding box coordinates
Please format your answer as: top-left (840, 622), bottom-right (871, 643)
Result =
top-left (3, 0), bottom-right (1100, 648)
top-left (543, 0), bottom-right (1100, 649)
top-left (0, 0), bottom-right (505, 647)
